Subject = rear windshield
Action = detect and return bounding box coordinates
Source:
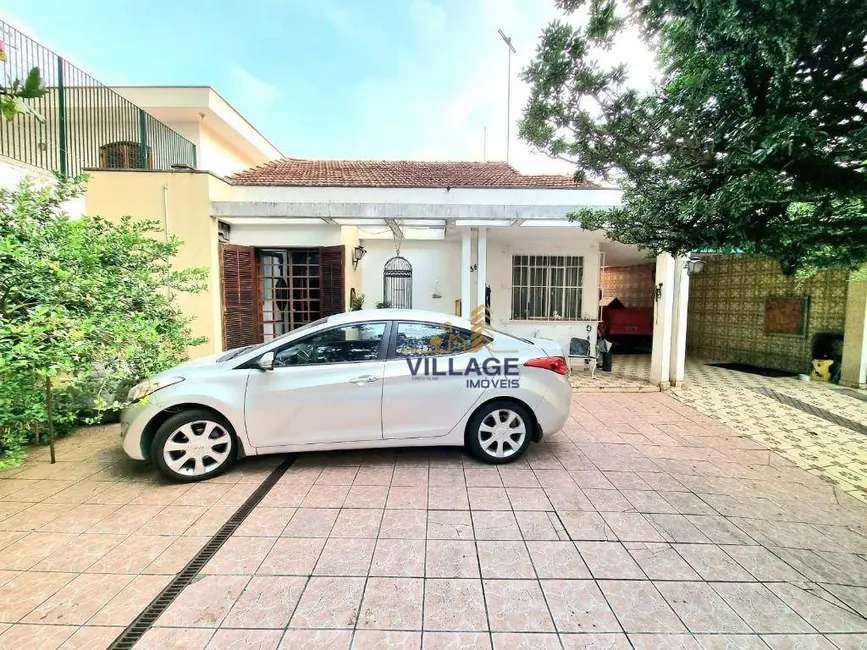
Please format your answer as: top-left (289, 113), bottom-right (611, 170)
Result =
top-left (484, 327), bottom-right (534, 345)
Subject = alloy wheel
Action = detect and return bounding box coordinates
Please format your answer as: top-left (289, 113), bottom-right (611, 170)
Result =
top-left (477, 408), bottom-right (526, 459)
top-left (162, 420), bottom-right (231, 477)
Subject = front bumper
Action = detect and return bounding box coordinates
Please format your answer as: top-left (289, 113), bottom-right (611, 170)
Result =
top-left (120, 398), bottom-right (161, 460)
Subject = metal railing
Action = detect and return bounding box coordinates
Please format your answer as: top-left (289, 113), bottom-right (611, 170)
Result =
top-left (0, 20), bottom-right (196, 176)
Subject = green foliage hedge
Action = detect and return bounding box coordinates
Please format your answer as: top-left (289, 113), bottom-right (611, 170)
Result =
top-left (0, 175), bottom-right (207, 466)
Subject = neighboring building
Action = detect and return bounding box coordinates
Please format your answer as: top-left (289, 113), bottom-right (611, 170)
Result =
top-left (112, 87), bottom-right (282, 177)
top-left (0, 21), bottom-right (280, 187)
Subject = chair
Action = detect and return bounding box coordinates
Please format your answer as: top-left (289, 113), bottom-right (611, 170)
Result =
top-left (568, 337), bottom-right (597, 377)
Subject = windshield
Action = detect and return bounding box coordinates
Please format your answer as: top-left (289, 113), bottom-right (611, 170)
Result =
top-left (216, 316), bottom-right (330, 361)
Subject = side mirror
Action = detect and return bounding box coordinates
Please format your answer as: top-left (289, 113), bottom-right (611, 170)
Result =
top-left (256, 351), bottom-right (275, 371)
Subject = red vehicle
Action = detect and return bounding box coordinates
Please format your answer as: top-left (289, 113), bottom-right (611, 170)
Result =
top-left (600, 297), bottom-right (653, 351)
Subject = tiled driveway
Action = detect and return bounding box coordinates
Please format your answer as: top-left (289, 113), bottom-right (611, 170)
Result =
top-left (572, 355), bottom-right (867, 502)
top-left (1, 393), bottom-right (866, 649)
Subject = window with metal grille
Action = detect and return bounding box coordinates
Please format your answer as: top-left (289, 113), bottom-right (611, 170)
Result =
top-left (99, 141), bottom-right (152, 169)
top-left (511, 254), bottom-right (583, 320)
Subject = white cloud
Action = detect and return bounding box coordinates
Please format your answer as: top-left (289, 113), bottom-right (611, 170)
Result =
top-left (289, 0), bottom-right (656, 175)
top-left (409, 0), bottom-right (447, 40)
top-left (228, 64), bottom-right (280, 109)
top-left (400, 0), bottom-right (657, 174)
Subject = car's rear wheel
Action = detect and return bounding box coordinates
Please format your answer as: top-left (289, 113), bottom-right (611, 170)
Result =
top-left (152, 409), bottom-right (237, 482)
top-left (466, 400), bottom-right (532, 464)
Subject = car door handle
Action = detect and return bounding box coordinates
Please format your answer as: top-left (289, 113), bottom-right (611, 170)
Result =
top-left (349, 375), bottom-right (380, 385)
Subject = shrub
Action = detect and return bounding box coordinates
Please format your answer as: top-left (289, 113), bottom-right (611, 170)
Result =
top-left (0, 175), bottom-right (207, 465)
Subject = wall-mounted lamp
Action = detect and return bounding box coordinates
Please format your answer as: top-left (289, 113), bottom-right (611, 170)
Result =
top-left (352, 245), bottom-right (367, 270)
top-left (684, 256), bottom-right (706, 276)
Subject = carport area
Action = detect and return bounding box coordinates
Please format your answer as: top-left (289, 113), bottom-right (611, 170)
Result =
top-left (0, 394), bottom-right (866, 650)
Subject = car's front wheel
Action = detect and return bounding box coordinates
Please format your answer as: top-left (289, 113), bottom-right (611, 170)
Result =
top-left (152, 409), bottom-right (237, 482)
top-left (466, 400), bottom-right (533, 464)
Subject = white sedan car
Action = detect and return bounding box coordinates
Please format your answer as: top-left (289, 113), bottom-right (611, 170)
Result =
top-left (121, 309), bottom-right (572, 482)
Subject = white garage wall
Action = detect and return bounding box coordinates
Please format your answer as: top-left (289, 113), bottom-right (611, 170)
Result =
top-left (359, 239), bottom-right (462, 314)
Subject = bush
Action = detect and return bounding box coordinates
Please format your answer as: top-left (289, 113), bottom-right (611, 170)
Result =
top-left (0, 175), bottom-right (207, 465)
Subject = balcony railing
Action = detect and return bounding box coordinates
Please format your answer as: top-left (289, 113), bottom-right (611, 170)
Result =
top-left (0, 20), bottom-right (196, 176)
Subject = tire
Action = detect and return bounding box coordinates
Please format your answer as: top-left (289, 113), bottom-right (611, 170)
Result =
top-left (465, 399), bottom-right (533, 465)
top-left (152, 409), bottom-right (237, 483)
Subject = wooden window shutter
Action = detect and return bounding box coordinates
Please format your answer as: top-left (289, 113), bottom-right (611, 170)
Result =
top-left (319, 245), bottom-right (346, 316)
top-left (220, 244), bottom-right (260, 350)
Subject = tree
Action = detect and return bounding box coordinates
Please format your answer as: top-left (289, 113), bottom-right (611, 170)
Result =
top-left (0, 39), bottom-right (47, 121)
top-left (519, 0), bottom-right (867, 274)
top-left (0, 176), bottom-right (207, 465)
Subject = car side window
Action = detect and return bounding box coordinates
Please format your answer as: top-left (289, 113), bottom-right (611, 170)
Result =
top-left (273, 323), bottom-right (386, 367)
top-left (393, 322), bottom-right (490, 358)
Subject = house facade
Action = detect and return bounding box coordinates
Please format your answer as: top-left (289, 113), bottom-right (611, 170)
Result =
top-left (82, 158), bottom-right (701, 389)
top-left (5, 19), bottom-right (865, 388)
top-left (216, 159), bottom-right (630, 352)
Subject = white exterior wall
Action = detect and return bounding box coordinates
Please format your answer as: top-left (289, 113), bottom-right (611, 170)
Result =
top-left (358, 230), bottom-right (603, 353)
top-left (360, 239), bottom-right (462, 314)
top-left (486, 234), bottom-right (601, 353)
top-left (1, 158), bottom-right (86, 216)
top-left (228, 224), bottom-right (342, 248)
top-left (198, 125), bottom-right (260, 177)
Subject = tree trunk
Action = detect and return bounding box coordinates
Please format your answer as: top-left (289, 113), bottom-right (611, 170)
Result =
top-left (46, 377), bottom-right (56, 464)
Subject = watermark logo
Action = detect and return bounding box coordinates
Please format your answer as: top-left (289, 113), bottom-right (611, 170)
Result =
top-left (404, 307), bottom-right (520, 388)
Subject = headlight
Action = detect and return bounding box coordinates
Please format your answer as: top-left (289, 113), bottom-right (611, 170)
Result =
top-left (127, 376), bottom-right (185, 403)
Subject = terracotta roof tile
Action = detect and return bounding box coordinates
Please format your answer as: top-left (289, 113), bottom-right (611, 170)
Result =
top-left (227, 158), bottom-right (596, 189)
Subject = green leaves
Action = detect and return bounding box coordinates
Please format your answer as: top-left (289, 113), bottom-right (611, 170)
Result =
top-left (521, 0), bottom-right (867, 273)
top-left (0, 66), bottom-right (47, 122)
top-left (0, 176), bottom-right (208, 464)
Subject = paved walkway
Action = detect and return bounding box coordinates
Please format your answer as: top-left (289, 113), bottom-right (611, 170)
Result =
top-left (572, 356), bottom-right (867, 503)
top-left (0, 395), bottom-right (866, 649)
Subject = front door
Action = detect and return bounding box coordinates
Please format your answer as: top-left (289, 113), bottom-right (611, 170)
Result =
top-left (245, 322), bottom-right (388, 447)
top-left (381, 321), bottom-right (492, 440)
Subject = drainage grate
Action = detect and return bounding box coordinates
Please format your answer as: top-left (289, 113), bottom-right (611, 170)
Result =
top-left (108, 455), bottom-right (296, 650)
top-left (752, 387), bottom-right (867, 436)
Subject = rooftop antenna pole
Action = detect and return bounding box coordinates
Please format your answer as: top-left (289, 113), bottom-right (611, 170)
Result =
top-left (497, 29), bottom-right (516, 164)
top-left (483, 126), bottom-right (487, 162)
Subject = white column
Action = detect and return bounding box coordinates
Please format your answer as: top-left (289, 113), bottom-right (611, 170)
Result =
top-left (650, 253), bottom-right (676, 388)
top-left (841, 275), bottom-right (867, 387)
top-left (669, 256), bottom-right (690, 387)
top-left (461, 228), bottom-right (472, 319)
top-left (476, 228), bottom-right (487, 322)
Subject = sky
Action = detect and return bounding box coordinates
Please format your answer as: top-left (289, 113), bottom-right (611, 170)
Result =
top-left (0, 0), bottom-right (654, 174)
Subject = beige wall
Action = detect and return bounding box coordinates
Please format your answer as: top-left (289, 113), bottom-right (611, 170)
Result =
top-left (600, 263), bottom-right (655, 308)
top-left (84, 170), bottom-right (227, 357)
top-left (687, 255), bottom-right (849, 374)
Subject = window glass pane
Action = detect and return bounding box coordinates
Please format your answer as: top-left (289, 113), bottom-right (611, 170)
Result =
top-left (510, 253), bottom-right (588, 320)
top-left (565, 290), bottom-right (581, 319)
top-left (550, 287), bottom-right (564, 318)
top-left (394, 322), bottom-right (485, 357)
top-left (274, 323), bottom-right (385, 367)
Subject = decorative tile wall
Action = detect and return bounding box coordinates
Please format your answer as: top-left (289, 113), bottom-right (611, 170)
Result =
top-left (686, 255), bottom-right (849, 373)
top-left (600, 263), bottom-right (655, 308)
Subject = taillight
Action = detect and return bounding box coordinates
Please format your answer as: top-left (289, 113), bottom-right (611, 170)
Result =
top-left (524, 356), bottom-right (568, 375)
